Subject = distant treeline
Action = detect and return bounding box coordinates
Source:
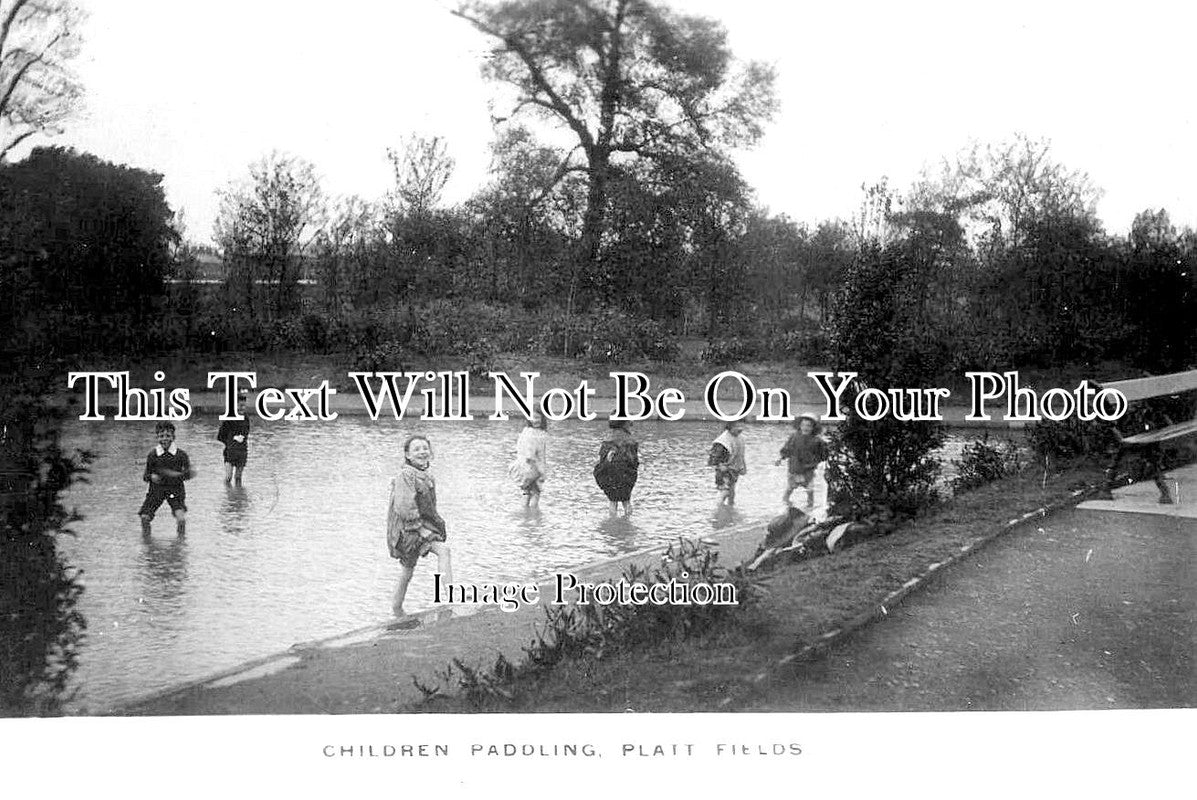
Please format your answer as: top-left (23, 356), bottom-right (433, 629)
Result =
top-left (2, 137), bottom-right (1195, 377)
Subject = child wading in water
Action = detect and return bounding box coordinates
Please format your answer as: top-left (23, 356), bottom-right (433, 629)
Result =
top-left (509, 409), bottom-right (548, 509)
top-left (776, 414), bottom-right (829, 520)
top-left (709, 421), bottom-right (747, 505)
top-left (139, 421), bottom-right (194, 537)
top-left (216, 417), bottom-right (250, 485)
top-left (593, 420), bottom-right (639, 517)
top-left (387, 435), bottom-right (452, 620)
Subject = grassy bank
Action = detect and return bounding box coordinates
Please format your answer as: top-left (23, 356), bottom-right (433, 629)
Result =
top-left (408, 460), bottom-right (1107, 713)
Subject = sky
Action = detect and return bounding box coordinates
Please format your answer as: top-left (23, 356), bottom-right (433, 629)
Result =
top-left (22, 0), bottom-right (1197, 244)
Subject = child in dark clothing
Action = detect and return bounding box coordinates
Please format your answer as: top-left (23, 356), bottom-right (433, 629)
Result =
top-left (139, 421), bottom-right (194, 537)
top-left (776, 415), bottom-right (828, 511)
top-left (217, 418), bottom-right (250, 485)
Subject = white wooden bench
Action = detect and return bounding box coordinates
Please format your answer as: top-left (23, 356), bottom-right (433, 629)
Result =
top-left (1095, 369), bottom-right (1197, 503)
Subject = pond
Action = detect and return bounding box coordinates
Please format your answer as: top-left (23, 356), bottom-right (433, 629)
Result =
top-left (58, 416), bottom-right (1017, 710)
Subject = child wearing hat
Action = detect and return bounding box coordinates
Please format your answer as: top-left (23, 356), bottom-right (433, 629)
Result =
top-left (776, 415), bottom-right (828, 513)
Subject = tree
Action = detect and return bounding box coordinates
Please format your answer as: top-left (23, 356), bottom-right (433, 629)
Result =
top-left (1122, 208), bottom-right (1196, 370)
top-left (805, 220), bottom-right (855, 323)
top-left (598, 149), bottom-right (749, 324)
top-left (737, 210), bottom-right (806, 331)
top-left (312, 195), bottom-right (384, 311)
top-left (465, 125), bottom-right (577, 300)
top-left (0, 146), bottom-right (177, 352)
top-left (214, 152), bottom-right (325, 321)
top-left (380, 135), bottom-right (470, 298)
top-left (453, 0), bottom-right (776, 294)
top-left (911, 134), bottom-right (1101, 255)
top-left (905, 135), bottom-right (1109, 366)
top-left (0, 0), bottom-right (83, 161)
top-left (1129, 207), bottom-right (1176, 251)
top-left (387, 135), bottom-right (455, 217)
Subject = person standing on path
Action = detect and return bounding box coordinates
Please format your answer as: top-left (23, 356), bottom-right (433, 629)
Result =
top-left (594, 420), bottom-right (639, 518)
top-left (387, 435), bottom-right (452, 620)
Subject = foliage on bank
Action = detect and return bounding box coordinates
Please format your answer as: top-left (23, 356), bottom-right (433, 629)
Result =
top-left (413, 539), bottom-right (761, 710)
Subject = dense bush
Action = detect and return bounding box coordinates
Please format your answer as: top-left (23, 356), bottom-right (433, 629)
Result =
top-left (532, 308), bottom-right (679, 362)
top-left (584, 309), bottom-right (678, 363)
top-left (327, 308), bottom-right (401, 352)
top-left (1028, 417), bottom-right (1114, 462)
top-left (775, 328), bottom-right (832, 362)
top-left (299, 312), bottom-right (330, 351)
top-left (952, 435), bottom-right (1025, 493)
top-left (533, 315), bottom-right (590, 358)
top-left (701, 336), bottom-right (757, 365)
top-left (701, 327), bottom-right (830, 365)
top-left (827, 415), bottom-right (945, 516)
top-left (825, 244), bottom-right (947, 517)
top-left (0, 372), bottom-right (90, 715)
top-left (351, 340), bottom-right (407, 374)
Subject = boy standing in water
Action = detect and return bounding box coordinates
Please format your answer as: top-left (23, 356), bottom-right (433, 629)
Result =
top-left (139, 421), bottom-right (194, 537)
top-left (217, 417), bottom-right (250, 485)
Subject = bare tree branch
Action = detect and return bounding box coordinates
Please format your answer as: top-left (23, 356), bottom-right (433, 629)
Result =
top-left (0, 0), bottom-right (82, 159)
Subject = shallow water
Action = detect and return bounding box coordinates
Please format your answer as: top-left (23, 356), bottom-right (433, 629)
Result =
top-left (57, 416), bottom-right (1011, 710)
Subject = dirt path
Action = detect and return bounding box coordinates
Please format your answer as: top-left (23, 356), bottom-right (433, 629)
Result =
top-left (739, 505), bottom-right (1195, 711)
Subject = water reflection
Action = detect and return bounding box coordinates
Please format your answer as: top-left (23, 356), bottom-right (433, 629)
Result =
top-left (219, 484), bottom-right (252, 538)
top-left (138, 535), bottom-right (189, 609)
top-left (710, 504), bottom-right (744, 529)
top-left (513, 506), bottom-right (543, 527)
top-left (592, 514), bottom-right (644, 554)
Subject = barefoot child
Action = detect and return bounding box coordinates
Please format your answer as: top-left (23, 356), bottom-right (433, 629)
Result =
top-left (387, 434), bottom-right (452, 619)
top-left (594, 419), bottom-right (639, 517)
top-left (139, 421), bottom-right (194, 537)
top-left (776, 414), bottom-right (829, 517)
top-left (709, 421), bottom-right (747, 506)
top-left (216, 417), bottom-right (250, 485)
top-left (509, 409), bottom-right (548, 509)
